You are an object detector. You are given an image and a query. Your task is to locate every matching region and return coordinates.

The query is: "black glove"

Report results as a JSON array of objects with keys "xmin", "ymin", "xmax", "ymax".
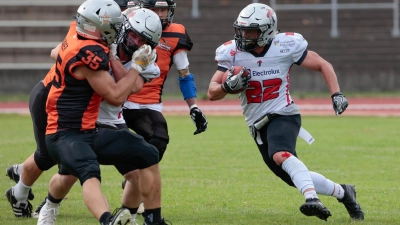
[
  {"xmin": 190, "ymin": 106, "xmax": 208, "ymax": 135},
  {"xmin": 222, "ymin": 66, "xmax": 250, "ymax": 93},
  {"xmin": 331, "ymin": 92, "xmax": 348, "ymax": 115}
]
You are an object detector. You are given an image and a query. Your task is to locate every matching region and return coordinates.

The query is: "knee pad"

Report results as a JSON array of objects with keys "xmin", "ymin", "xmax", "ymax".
[
  {"xmin": 79, "ymin": 163, "xmax": 101, "ymax": 185},
  {"xmin": 148, "ymin": 137, "xmax": 168, "ymax": 161}
]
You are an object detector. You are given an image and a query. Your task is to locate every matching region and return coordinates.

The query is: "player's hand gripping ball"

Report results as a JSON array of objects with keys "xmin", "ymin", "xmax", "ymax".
[{"xmin": 221, "ymin": 66, "xmax": 250, "ymax": 94}]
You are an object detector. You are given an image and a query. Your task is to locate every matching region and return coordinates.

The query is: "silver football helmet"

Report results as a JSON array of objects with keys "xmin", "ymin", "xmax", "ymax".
[
  {"xmin": 76, "ymin": 0, "xmax": 124, "ymax": 45},
  {"xmin": 120, "ymin": 8, "xmax": 162, "ymax": 56},
  {"xmin": 233, "ymin": 3, "xmax": 278, "ymax": 52}
]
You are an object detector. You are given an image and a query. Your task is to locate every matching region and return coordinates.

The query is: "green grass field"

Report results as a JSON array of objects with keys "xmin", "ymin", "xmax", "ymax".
[{"xmin": 1, "ymin": 114, "xmax": 400, "ymax": 225}]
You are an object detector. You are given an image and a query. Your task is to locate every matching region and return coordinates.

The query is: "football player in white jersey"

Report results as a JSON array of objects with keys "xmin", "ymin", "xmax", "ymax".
[{"xmin": 208, "ymin": 3, "xmax": 363, "ymax": 222}]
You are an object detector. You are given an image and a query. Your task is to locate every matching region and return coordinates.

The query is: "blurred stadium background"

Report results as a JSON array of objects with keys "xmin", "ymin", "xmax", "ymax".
[{"xmin": 0, "ymin": 0, "xmax": 399, "ymax": 95}]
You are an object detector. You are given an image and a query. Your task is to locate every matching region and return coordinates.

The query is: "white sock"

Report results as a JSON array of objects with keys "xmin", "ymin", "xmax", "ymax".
[
  {"xmin": 16, "ymin": 163, "xmax": 24, "ymax": 175},
  {"xmin": 281, "ymin": 155, "xmax": 316, "ymax": 199},
  {"xmin": 46, "ymin": 198, "xmax": 60, "ymax": 208},
  {"xmin": 309, "ymin": 171, "xmax": 344, "ymax": 199},
  {"xmin": 14, "ymin": 180, "xmax": 31, "ymax": 201},
  {"xmin": 131, "ymin": 213, "xmax": 137, "ymax": 221}
]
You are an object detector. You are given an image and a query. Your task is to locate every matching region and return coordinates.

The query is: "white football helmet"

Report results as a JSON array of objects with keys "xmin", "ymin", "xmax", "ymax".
[
  {"xmin": 120, "ymin": 8, "xmax": 162, "ymax": 55},
  {"xmin": 76, "ymin": 0, "xmax": 124, "ymax": 45},
  {"xmin": 234, "ymin": 3, "xmax": 278, "ymax": 52}
]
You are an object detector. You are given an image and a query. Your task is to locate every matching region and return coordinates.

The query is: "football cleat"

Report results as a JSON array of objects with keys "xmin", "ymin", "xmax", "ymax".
[
  {"xmin": 143, "ymin": 217, "xmax": 172, "ymax": 225},
  {"xmin": 137, "ymin": 202, "xmax": 144, "ymax": 214},
  {"xmin": 6, "ymin": 164, "xmax": 20, "ymax": 183},
  {"xmin": 6, "ymin": 164, "xmax": 35, "ymax": 200},
  {"xmin": 5, "ymin": 187, "xmax": 33, "ymax": 218},
  {"xmin": 37, "ymin": 200, "xmax": 59, "ymax": 225},
  {"xmin": 108, "ymin": 208, "xmax": 132, "ymax": 225},
  {"xmin": 33, "ymin": 197, "xmax": 48, "ymax": 218},
  {"xmin": 338, "ymin": 184, "xmax": 364, "ymax": 220},
  {"xmin": 122, "ymin": 179, "xmax": 127, "ymax": 189},
  {"xmin": 300, "ymin": 198, "xmax": 332, "ymax": 221}
]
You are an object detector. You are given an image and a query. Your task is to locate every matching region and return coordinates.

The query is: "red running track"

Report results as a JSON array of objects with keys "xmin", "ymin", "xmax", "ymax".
[{"xmin": 0, "ymin": 97, "xmax": 399, "ymax": 116}]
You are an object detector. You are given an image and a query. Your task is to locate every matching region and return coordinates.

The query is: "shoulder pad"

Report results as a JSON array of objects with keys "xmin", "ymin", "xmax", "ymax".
[
  {"xmin": 215, "ymin": 40, "xmax": 237, "ymax": 69},
  {"xmin": 77, "ymin": 44, "xmax": 110, "ymax": 71}
]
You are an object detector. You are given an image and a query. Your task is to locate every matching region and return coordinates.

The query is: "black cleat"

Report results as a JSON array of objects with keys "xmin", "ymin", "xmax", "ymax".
[
  {"xmin": 122, "ymin": 179, "xmax": 127, "ymax": 189},
  {"xmin": 5, "ymin": 187, "xmax": 33, "ymax": 218},
  {"xmin": 6, "ymin": 164, "xmax": 20, "ymax": 183},
  {"xmin": 300, "ymin": 198, "xmax": 332, "ymax": 221},
  {"xmin": 6, "ymin": 164, "xmax": 35, "ymax": 200},
  {"xmin": 33, "ymin": 197, "xmax": 47, "ymax": 218},
  {"xmin": 338, "ymin": 184, "xmax": 364, "ymax": 220},
  {"xmin": 143, "ymin": 217, "xmax": 172, "ymax": 225}
]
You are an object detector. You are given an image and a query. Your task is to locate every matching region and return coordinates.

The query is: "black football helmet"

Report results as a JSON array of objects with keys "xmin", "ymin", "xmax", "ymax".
[
  {"xmin": 139, "ymin": 0, "xmax": 176, "ymax": 29},
  {"xmin": 113, "ymin": 0, "xmax": 130, "ymax": 10}
]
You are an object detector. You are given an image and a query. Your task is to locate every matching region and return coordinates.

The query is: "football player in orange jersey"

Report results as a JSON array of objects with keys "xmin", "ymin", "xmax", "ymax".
[
  {"xmin": 7, "ymin": 0, "xmax": 168, "ymax": 224},
  {"xmin": 120, "ymin": 1, "xmax": 208, "ymax": 220}
]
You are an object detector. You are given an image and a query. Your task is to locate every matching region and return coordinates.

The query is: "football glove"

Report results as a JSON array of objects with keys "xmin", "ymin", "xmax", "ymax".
[
  {"xmin": 222, "ymin": 66, "xmax": 250, "ymax": 93},
  {"xmin": 331, "ymin": 92, "xmax": 348, "ymax": 115},
  {"xmin": 109, "ymin": 43, "xmax": 119, "ymax": 61},
  {"xmin": 190, "ymin": 106, "xmax": 208, "ymax": 135},
  {"xmin": 130, "ymin": 44, "xmax": 156, "ymax": 73}
]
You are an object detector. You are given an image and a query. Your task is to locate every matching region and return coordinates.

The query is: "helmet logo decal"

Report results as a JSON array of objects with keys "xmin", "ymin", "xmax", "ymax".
[
  {"xmin": 155, "ymin": 2, "xmax": 168, "ymax": 6},
  {"xmin": 238, "ymin": 21, "xmax": 248, "ymax": 26},
  {"xmin": 127, "ymin": 11, "xmax": 137, "ymax": 19},
  {"xmin": 83, "ymin": 23, "xmax": 96, "ymax": 32},
  {"xmin": 99, "ymin": 12, "xmax": 112, "ymax": 25},
  {"xmin": 266, "ymin": 9, "xmax": 274, "ymax": 18}
]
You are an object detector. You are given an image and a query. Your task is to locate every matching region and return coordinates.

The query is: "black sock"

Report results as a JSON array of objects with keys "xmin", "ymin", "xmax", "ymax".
[
  {"xmin": 122, "ymin": 204, "xmax": 138, "ymax": 214},
  {"xmin": 144, "ymin": 208, "xmax": 161, "ymax": 223},
  {"xmin": 47, "ymin": 192, "xmax": 63, "ymax": 204},
  {"xmin": 99, "ymin": 212, "xmax": 112, "ymax": 225}
]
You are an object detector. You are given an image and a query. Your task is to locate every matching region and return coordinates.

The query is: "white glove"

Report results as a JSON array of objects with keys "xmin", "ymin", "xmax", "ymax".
[
  {"xmin": 130, "ymin": 44, "xmax": 156, "ymax": 73},
  {"xmin": 109, "ymin": 43, "xmax": 119, "ymax": 60}
]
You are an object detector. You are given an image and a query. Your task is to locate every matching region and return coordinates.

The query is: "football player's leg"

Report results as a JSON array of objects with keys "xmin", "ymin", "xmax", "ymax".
[
  {"xmin": 268, "ymin": 115, "xmax": 331, "ymax": 220},
  {"xmin": 309, "ymin": 172, "xmax": 364, "ymax": 220},
  {"xmin": 96, "ymin": 128, "xmax": 165, "ymax": 224}
]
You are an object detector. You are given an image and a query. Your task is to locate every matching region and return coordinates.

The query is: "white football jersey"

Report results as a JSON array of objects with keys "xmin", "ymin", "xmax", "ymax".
[
  {"xmin": 215, "ymin": 32, "xmax": 307, "ymax": 126},
  {"xmin": 97, "ymin": 61, "xmax": 161, "ymax": 125}
]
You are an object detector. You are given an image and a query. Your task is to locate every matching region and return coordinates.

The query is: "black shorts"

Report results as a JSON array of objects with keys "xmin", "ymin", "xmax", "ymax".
[
  {"xmin": 122, "ymin": 108, "xmax": 169, "ymax": 146},
  {"xmin": 45, "ymin": 128, "xmax": 159, "ymax": 185},
  {"xmin": 255, "ymin": 114, "xmax": 301, "ymax": 186},
  {"xmin": 29, "ymin": 81, "xmax": 57, "ymax": 171}
]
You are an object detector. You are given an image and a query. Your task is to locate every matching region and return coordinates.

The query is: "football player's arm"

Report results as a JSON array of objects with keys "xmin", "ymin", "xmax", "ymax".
[
  {"xmin": 300, "ymin": 50, "xmax": 340, "ymax": 95},
  {"xmin": 75, "ymin": 65, "xmax": 141, "ymax": 106},
  {"xmin": 175, "ymin": 50, "xmax": 208, "ymax": 135},
  {"xmin": 110, "ymin": 59, "xmax": 144, "ymax": 94},
  {"xmin": 50, "ymin": 43, "xmax": 62, "ymax": 60},
  {"xmin": 174, "ymin": 50, "xmax": 198, "ymax": 108},
  {"xmin": 207, "ymin": 69, "xmax": 228, "ymax": 101}
]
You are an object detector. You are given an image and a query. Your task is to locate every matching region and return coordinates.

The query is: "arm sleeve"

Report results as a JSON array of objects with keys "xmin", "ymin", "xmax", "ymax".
[{"xmin": 173, "ymin": 50, "xmax": 190, "ymax": 70}]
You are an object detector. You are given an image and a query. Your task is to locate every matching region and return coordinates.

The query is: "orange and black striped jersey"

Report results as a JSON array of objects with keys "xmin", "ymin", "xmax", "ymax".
[
  {"xmin": 46, "ymin": 22, "xmax": 110, "ymax": 134},
  {"xmin": 127, "ymin": 23, "xmax": 193, "ymax": 104},
  {"xmin": 42, "ymin": 65, "xmax": 57, "ymax": 90}
]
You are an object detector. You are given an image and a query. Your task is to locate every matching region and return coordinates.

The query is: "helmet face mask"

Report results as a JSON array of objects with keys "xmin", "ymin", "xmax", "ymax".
[
  {"xmin": 234, "ymin": 3, "xmax": 278, "ymax": 52},
  {"xmin": 76, "ymin": 0, "xmax": 124, "ymax": 46},
  {"xmin": 119, "ymin": 8, "xmax": 162, "ymax": 56},
  {"xmin": 139, "ymin": 0, "xmax": 176, "ymax": 29}
]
